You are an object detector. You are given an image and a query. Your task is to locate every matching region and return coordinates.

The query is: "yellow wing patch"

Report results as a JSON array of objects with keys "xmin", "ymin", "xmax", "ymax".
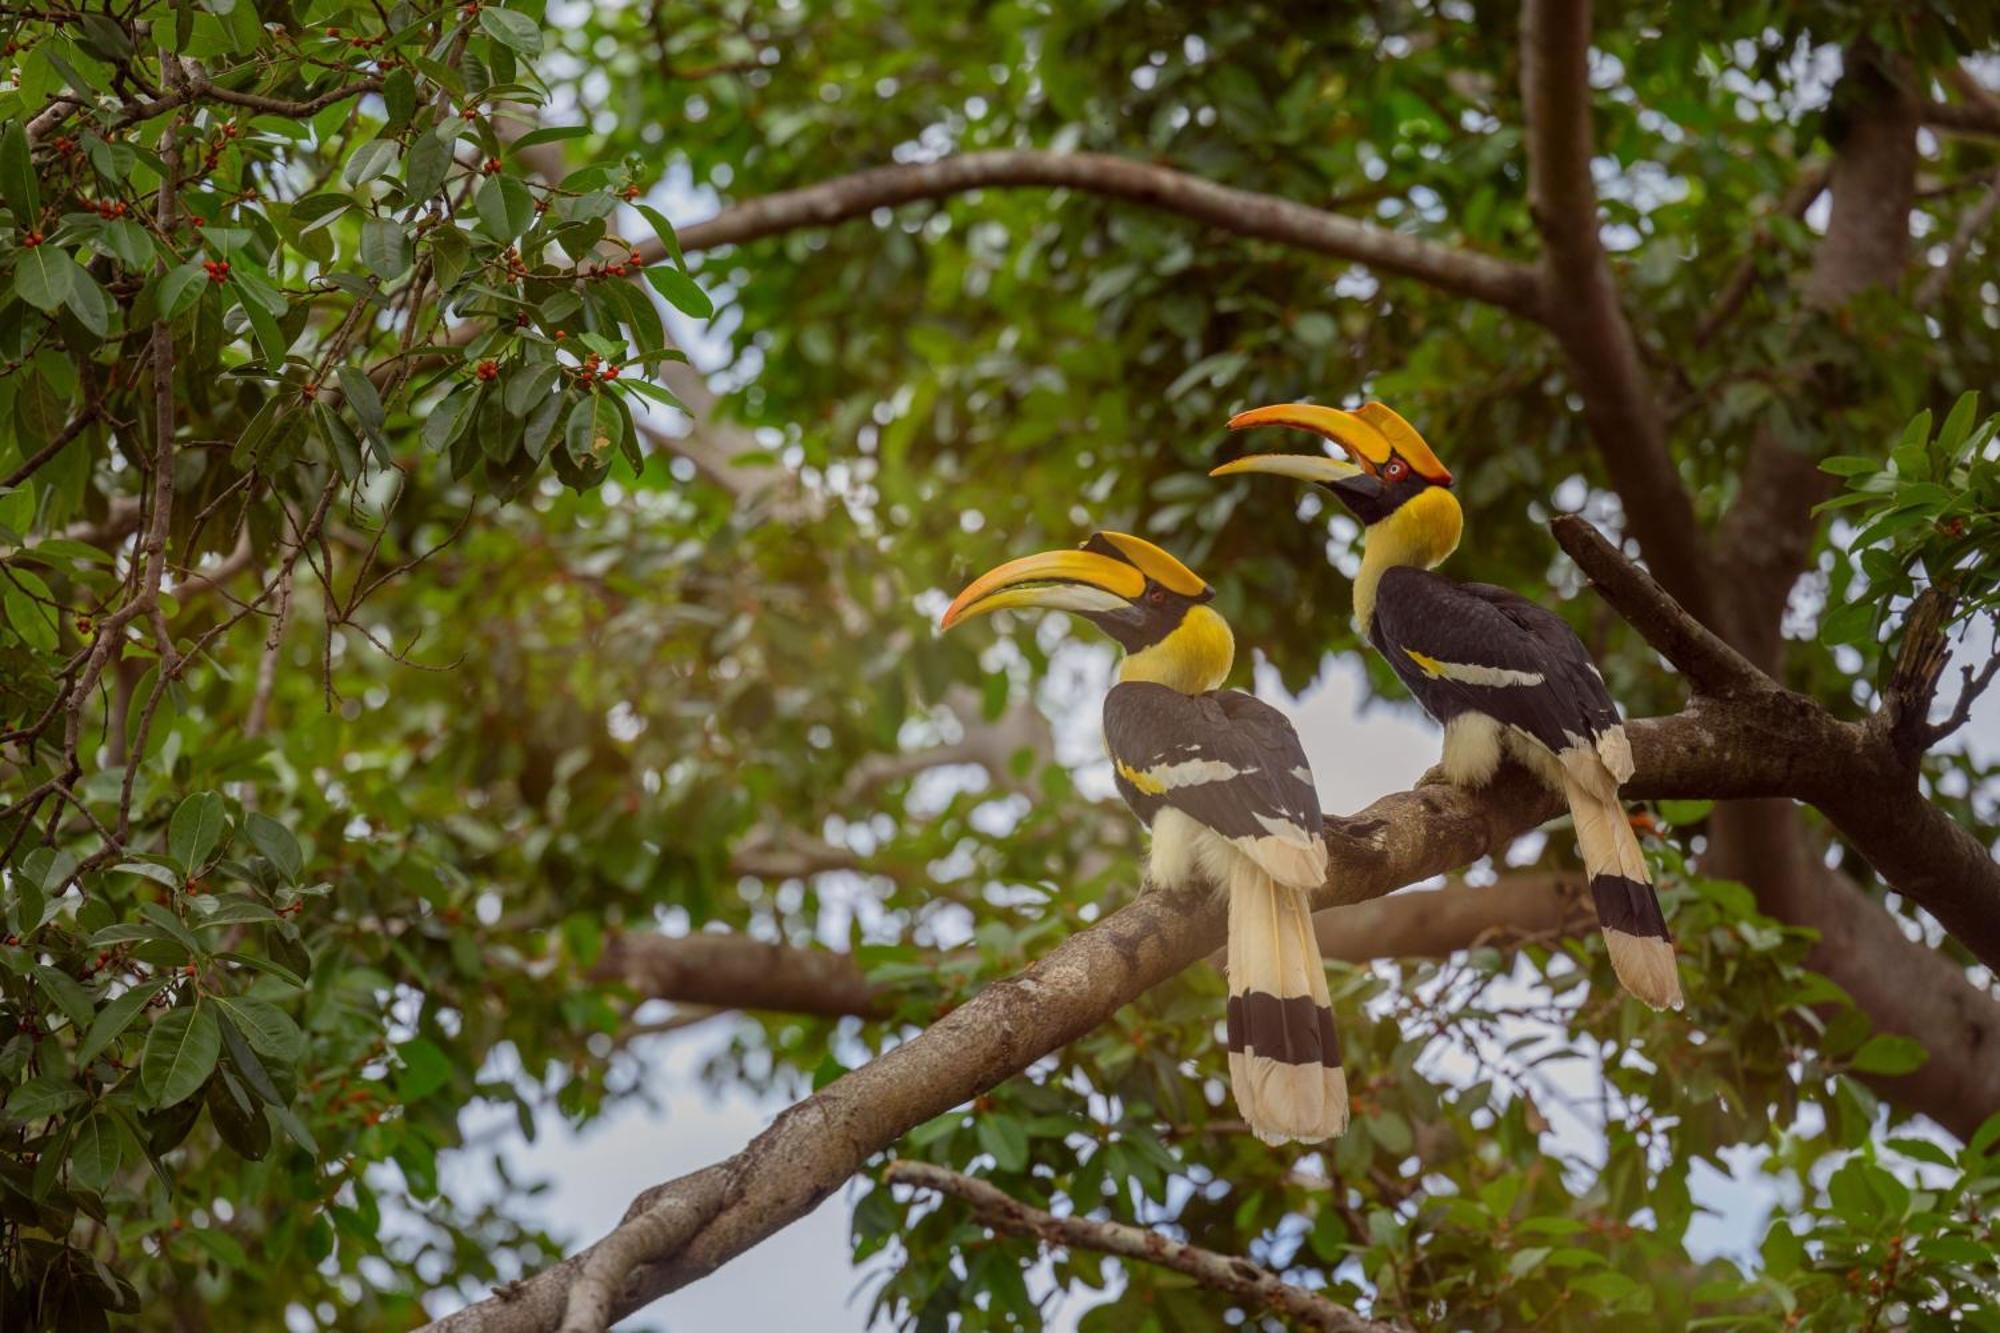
[
  {"xmin": 1404, "ymin": 648, "xmax": 1449, "ymax": 679},
  {"xmin": 1115, "ymin": 758, "xmax": 1166, "ymax": 795}
]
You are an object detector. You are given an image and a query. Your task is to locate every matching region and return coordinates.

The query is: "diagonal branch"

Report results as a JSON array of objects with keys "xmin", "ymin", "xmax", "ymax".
[
  {"xmin": 1520, "ymin": 0, "xmax": 1714, "ymax": 626},
  {"xmin": 884, "ymin": 1161, "xmax": 1407, "ymax": 1333},
  {"xmin": 1553, "ymin": 513, "xmax": 2000, "ymax": 981},
  {"xmin": 651, "ymin": 150, "xmax": 1543, "ymax": 316},
  {"xmin": 431, "ymin": 655, "xmax": 2000, "ymax": 1331},
  {"xmin": 1551, "ymin": 515, "xmax": 1766, "ymax": 697}
]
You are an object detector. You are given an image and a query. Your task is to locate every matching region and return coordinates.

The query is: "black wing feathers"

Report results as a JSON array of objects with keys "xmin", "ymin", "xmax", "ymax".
[
  {"xmin": 1370, "ymin": 567, "xmax": 1619, "ymax": 754},
  {"xmin": 1103, "ymin": 682, "xmax": 1321, "ymax": 843}
]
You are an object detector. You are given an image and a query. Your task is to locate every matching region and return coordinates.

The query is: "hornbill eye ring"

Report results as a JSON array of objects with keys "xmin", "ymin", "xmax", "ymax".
[
  {"xmin": 1382, "ymin": 458, "xmax": 1407, "ymax": 481},
  {"xmin": 1147, "ymin": 586, "xmax": 1167, "ymax": 605}
]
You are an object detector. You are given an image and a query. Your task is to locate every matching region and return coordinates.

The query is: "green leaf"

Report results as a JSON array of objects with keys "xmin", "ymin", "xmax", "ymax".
[
  {"xmin": 138, "ymin": 903, "xmax": 203, "ymax": 957},
  {"xmin": 423, "ymin": 382, "xmax": 480, "ymax": 454},
  {"xmin": 974, "ymin": 1113, "xmax": 1029, "ymax": 1172},
  {"xmin": 335, "ymin": 364, "xmax": 388, "ymax": 449},
  {"xmin": 5, "ymin": 1074, "xmax": 86, "ymax": 1121},
  {"xmin": 644, "ymin": 265, "xmax": 712, "ymax": 319},
  {"xmin": 1937, "ymin": 391, "xmax": 1980, "ymax": 459},
  {"xmin": 1851, "ymin": 1033, "xmax": 1928, "ymax": 1076},
  {"xmin": 157, "ymin": 262, "xmax": 208, "ymax": 319},
  {"xmin": 395, "ymin": 1036, "xmax": 452, "ymax": 1101},
  {"xmin": 504, "ymin": 361, "xmax": 559, "ymax": 416},
  {"xmin": 403, "ymin": 128, "xmax": 452, "ymax": 202},
  {"xmin": 361, "ymin": 217, "xmax": 411, "ymax": 280},
  {"xmin": 564, "ymin": 392, "xmax": 621, "ymax": 464},
  {"xmin": 243, "ymin": 812, "xmax": 303, "ymax": 883},
  {"xmin": 77, "ymin": 979, "xmax": 169, "ymax": 1064},
  {"xmin": 14, "ymin": 245, "xmax": 81, "ymax": 313},
  {"xmin": 478, "ymin": 6, "xmax": 542, "ymax": 54},
  {"xmin": 213, "ymin": 995, "xmax": 304, "ymax": 1063},
  {"xmin": 113, "ymin": 860, "xmax": 181, "ymax": 889},
  {"xmin": 34, "ymin": 964, "xmax": 95, "ymax": 1029},
  {"xmin": 344, "ymin": 137, "xmax": 401, "ymax": 188},
  {"xmin": 168, "ymin": 791, "xmax": 228, "ymax": 874},
  {"xmin": 69, "ymin": 1112, "xmax": 123, "ymax": 1191},
  {"xmin": 1818, "ymin": 600, "xmax": 1877, "ymax": 648},
  {"xmin": 0, "ymin": 120, "xmax": 38, "ymax": 222},
  {"xmin": 633, "ymin": 203, "xmax": 684, "ymax": 270},
  {"xmin": 141, "ymin": 1006, "xmax": 221, "ymax": 1108},
  {"xmin": 65, "ymin": 269, "xmax": 110, "ymax": 337},
  {"xmin": 511, "ymin": 124, "xmax": 590, "ymax": 151},
  {"xmin": 475, "ymin": 174, "xmax": 535, "ymax": 242}
]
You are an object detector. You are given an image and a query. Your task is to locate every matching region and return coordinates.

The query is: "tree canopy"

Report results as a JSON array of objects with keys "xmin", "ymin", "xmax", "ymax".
[{"xmin": 2, "ymin": 0, "xmax": 1999, "ymax": 1329}]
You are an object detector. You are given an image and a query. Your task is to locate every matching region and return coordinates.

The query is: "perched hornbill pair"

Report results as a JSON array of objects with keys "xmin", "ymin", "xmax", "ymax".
[{"xmin": 941, "ymin": 402, "xmax": 1679, "ymax": 1146}]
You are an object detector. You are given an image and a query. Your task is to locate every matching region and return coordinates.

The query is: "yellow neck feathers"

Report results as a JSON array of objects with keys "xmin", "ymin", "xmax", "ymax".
[
  {"xmin": 1118, "ymin": 604, "xmax": 1235, "ymax": 694},
  {"xmin": 1355, "ymin": 487, "xmax": 1463, "ymax": 630}
]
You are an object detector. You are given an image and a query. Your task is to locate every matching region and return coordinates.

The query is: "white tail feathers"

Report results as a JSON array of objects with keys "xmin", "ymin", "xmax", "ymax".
[
  {"xmin": 1562, "ymin": 768, "xmax": 1683, "ymax": 1011},
  {"xmin": 1224, "ymin": 858, "xmax": 1348, "ymax": 1144}
]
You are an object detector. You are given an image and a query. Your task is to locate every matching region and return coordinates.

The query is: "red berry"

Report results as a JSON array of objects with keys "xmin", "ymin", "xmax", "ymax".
[
  {"xmin": 475, "ymin": 360, "xmax": 498, "ymax": 381},
  {"xmin": 602, "ymin": 365, "xmax": 619, "ymax": 380},
  {"xmin": 302, "ymin": 382, "xmax": 318, "ymax": 400},
  {"xmin": 21, "ymin": 230, "xmax": 41, "ymax": 247}
]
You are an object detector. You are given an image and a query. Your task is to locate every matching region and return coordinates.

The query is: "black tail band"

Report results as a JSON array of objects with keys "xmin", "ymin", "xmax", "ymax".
[
  {"xmin": 1226, "ymin": 991, "xmax": 1341, "ymax": 1068},
  {"xmin": 1591, "ymin": 873, "xmax": 1670, "ymax": 940}
]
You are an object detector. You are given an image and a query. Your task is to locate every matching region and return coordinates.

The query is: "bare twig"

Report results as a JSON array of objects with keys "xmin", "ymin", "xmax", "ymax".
[
  {"xmin": 0, "ymin": 403, "xmax": 100, "ymax": 490},
  {"xmin": 884, "ymin": 1162, "xmax": 1407, "ymax": 1333}
]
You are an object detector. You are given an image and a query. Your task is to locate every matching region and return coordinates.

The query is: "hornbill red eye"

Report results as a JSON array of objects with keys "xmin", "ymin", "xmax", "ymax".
[
  {"xmin": 1382, "ymin": 458, "xmax": 1408, "ymax": 481},
  {"xmin": 1147, "ymin": 587, "xmax": 1167, "ymax": 605}
]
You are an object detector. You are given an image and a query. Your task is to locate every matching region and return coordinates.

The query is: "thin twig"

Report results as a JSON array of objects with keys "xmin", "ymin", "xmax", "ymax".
[{"xmin": 884, "ymin": 1162, "xmax": 1406, "ymax": 1333}]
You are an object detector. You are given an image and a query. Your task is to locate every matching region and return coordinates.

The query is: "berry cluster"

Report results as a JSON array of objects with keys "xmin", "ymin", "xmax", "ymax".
[{"xmin": 202, "ymin": 258, "xmax": 231, "ymax": 283}]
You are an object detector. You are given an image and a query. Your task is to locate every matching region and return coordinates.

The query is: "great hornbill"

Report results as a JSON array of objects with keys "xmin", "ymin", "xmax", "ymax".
[
  {"xmin": 941, "ymin": 531, "xmax": 1348, "ymax": 1143},
  {"xmin": 1211, "ymin": 402, "xmax": 1682, "ymax": 1010}
]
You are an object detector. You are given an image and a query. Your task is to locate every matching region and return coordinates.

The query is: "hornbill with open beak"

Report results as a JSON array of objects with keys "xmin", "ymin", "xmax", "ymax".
[
  {"xmin": 941, "ymin": 531, "xmax": 1348, "ymax": 1144},
  {"xmin": 1211, "ymin": 403, "xmax": 1682, "ymax": 1010}
]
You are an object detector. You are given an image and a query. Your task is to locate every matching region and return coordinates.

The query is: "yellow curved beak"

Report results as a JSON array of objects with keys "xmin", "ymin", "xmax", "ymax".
[
  {"xmin": 1220, "ymin": 400, "xmax": 1453, "ymax": 484},
  {"xmin": 1224, "ymin": 402, "xmax": 1395, "ymax": 466},
  {"xmin": 939, "ymin": 549, "xmax": 1146, "ymax": 630},
  {"xmin": 1208, "ymin": 453, "xmax": 1367, "ymax": 484}
]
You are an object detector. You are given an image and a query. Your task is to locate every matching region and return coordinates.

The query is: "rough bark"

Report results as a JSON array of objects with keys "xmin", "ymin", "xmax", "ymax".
[{"xmin": 1519, "ymin": 0, "xmax": 1715, "ymax": 625}]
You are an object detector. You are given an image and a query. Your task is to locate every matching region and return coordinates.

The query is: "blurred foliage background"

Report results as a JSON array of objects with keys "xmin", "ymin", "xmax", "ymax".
[{"xmin": 1, "ymin": 0, "xmax": 1998, "ymax": 1328}]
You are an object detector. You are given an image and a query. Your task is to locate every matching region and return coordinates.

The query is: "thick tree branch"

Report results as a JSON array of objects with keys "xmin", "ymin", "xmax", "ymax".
[
  {"xmin": 1551, "ymin": 515, "xmax": 1767, "ymax": 697},
  {"xmin": 883, "ymin": 1162, "xmax": 1406, "ymax": 1333},
  {"xmin": 651, "ymin": 150, "xmax": 1543, "ymax": 316},
  {"xmin": 1519, "ymin": 0, "xmax": 1714, "ymax": 626},
  {"xmin": 1923, "ymin": 99, "xmax": 2000, "ymax": 140},
  {"xmin": 555, "ymin": 1169, "xmax": 728, "ymax": 1333},
  {"xmin": 1554, "ymin": 514, "xmax": 2000, "ymax": 984},
  {"xmin": 432, "ymin": 659, "xmax": 2000, "ymax": 1333}
]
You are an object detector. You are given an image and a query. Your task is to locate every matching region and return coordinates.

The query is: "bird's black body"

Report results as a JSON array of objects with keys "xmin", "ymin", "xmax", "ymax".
[
  {"xmin": 1102, "ymin": 682, "xmax": 1339, "ymax": 1074},
  {"xmin": 1214, "ymin": 398, "xmax": 1681, "ymax": 1007},
  {"xmin": 1369, "ymin": 567, "xmax": 1621, "ymax": 756},
  {"xmin": 1103, "ymin": 682, "xmax": 1322, "ymax": 845}
]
